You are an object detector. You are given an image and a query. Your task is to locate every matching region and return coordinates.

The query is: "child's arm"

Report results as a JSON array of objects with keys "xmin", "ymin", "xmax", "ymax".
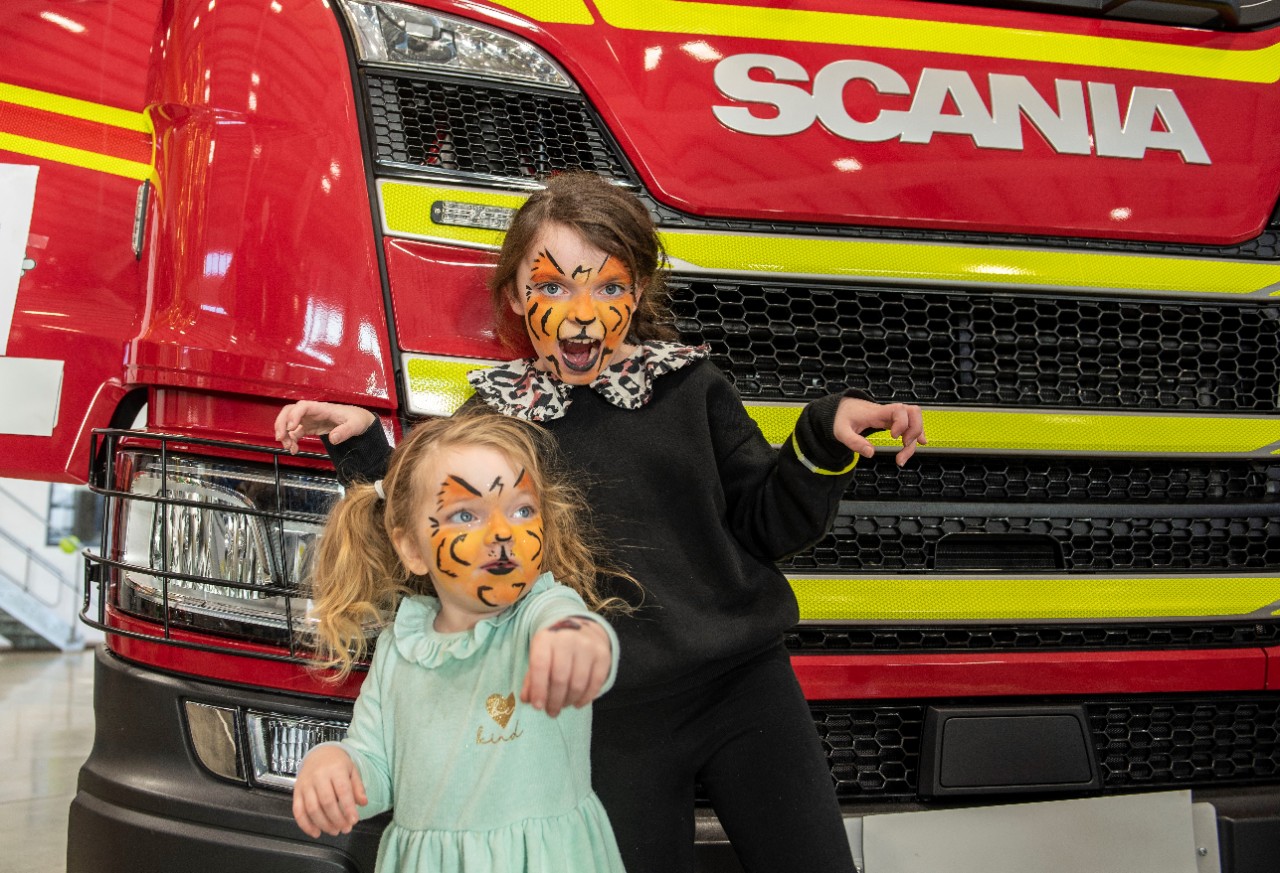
[
  {"xmin": 520, "ymin": 587, "xmax": 620, "ymax": 718},
  {"xmin": 292, "ymin": 631, "xmax": 398, "ymax": 840},
  {"xmin": 292, "ymin": 744, "xmax": 368, "ymax": 838},
  {"xmin": 274, "ymin": 401, "xmax": 376, "ymax": 455},
  {"xmin": 275, "ymin": 400, "xmax": 391, "ymax": 486},
  {"xmin": 710, "ymin": 375, "xmax": 923, "ymax": 561}
]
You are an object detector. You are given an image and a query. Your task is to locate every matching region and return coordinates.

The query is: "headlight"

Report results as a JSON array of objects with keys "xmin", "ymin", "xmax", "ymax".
[
  {"xmin": 338, "ymin": 0, "xmax": 574, "ymax": 90},
  {"xmin": 246, "ymin": 710, "xmax": 350, "ymax": 789},
  {"xmin": 109, "ymin": 451, "xmax": 341, "ymax": 644}
]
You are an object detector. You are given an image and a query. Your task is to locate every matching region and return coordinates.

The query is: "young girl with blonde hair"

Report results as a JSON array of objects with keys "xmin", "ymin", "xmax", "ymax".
[{"xmin": 292, "ymin": 408, "xmax": 627, "ymax": 873}]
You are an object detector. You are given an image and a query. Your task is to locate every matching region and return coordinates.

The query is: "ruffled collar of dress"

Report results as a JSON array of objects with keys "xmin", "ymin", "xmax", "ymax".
[
  {"xmin": 466, "ymin": 340, "xmax": 708, "ymax": 422},
  {"xmin": 393, "ymin": 572, "xmax": 556, "ymax": 668}
]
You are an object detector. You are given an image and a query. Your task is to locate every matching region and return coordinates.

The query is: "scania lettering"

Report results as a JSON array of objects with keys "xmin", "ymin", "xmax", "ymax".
[
  {"xmin": 713, "ymin": 54, "xmax": 1211, "ymax": 163},
  {"xmin": 1, "ymin": 0, "xmax": 1277, "ymax": 871}
]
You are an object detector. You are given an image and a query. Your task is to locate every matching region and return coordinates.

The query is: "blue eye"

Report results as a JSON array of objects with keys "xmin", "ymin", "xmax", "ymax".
[
  {"xmin": 598, "ymin": 283, "xmax": 628, "ymax": 298},
  {"xmin": 537, "ymin": 282, "xmax": 568, "ymax": 297},
  {"xmin": 512, "ymin": 505, "xmax": 537, "ymax": 520},
  {"xmin": 448, "ymin": 509, "xmax": 477, "ymax": 524}
]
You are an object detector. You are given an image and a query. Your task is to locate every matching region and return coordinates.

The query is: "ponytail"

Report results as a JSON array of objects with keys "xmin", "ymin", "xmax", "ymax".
[{"xmin": 306, "ymin": 481, "xmax": 414, "ymax": 679}]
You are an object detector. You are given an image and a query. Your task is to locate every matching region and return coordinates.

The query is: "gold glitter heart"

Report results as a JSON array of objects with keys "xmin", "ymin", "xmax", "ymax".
[{"xmin": 486, "ymin": 693, "xmax": 516, "ymax": 729}]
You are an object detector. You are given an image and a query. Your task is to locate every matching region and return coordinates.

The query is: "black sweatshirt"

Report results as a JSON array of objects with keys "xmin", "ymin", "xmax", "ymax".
[{"xmin": 325, "ymin": 359, "xmax": 861, "ymax": 708}]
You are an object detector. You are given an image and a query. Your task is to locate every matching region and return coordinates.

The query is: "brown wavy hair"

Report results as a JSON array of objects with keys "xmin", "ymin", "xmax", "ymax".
[
  {"xmin": 306, "ymin": 406, "xmax": 631, "ymax": 679},
  {"xmin": 489, "ymin": 171, "xmax": 680, "ymax": 352}
]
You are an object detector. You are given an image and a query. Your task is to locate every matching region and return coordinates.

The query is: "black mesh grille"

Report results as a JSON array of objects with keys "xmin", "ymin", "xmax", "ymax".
[
  {"xmin": 787, "ymin": 621, "xmax": 1280, "ymax": 653},
  {"xmin": 1093, "ymin": 698, "xmax": 1280, "ymax": 787},
  {"xmin": 784, "ymin": 512, "xmax": 1280, "ymax": 573},
  {"xmin": 813, "ymin": 695, "xmax": 1280, "ymax": 800},
  {"xmin": 818, "ymin": 705, "xmax": 923, "ymax": 797},
  {"xmin": 365, "ymin": 74, "xmax": 631, "ymax": 182},
  {"xmin": 849, "ymin": 455, "xmax": 1279, "ymax": 504},
  {"xmin": 669, "ymin": 278, "xmax": 1280, "ymax": 410}
]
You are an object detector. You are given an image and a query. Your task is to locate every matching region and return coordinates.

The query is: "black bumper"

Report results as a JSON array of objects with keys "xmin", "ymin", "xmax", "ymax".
[
  {"xmin": 67, "ymin": 647, "xmax": 1280, "ymax": 873},
  {"xmin": 67, "ymin": 647, "xmax": 382, "ymax": 873}
]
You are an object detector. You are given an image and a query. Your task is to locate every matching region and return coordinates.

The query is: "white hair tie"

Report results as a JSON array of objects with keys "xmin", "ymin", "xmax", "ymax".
[{"xmin": 373, "ymin": 479, "xmax": 386, "ymax": 501}]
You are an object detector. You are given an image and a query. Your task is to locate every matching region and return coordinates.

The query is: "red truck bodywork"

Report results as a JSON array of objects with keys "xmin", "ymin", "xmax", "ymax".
[{"xmin": 2, "ymin": 1, "xmax": 1279, "ymax": 870}]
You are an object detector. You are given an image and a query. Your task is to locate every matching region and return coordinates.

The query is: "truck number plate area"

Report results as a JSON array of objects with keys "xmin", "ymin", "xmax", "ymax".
[{"xmin": 859, "ymin": 790, "xmax": 1217, "ymax": 873}]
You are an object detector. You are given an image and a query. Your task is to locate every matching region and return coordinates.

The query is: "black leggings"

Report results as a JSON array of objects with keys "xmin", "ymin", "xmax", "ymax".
[{"xmin": 591, "ymin": 645, "xmax": 856, "ymax": 873}]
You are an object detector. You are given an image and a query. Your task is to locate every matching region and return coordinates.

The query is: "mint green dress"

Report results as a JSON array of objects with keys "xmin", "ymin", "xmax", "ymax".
[{"xmin": 332, "ymin": 573, "xmax": 625, "ymax": 873}]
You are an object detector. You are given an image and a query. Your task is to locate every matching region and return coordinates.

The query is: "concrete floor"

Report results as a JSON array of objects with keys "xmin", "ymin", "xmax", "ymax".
[{"xmin": 0, "ymin": 649, "xmax": 94, "ymax": 873}]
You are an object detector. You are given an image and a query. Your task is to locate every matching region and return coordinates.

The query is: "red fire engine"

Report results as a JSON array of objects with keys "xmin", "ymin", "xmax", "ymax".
[{"xmin": 1, "ymin": 0, "xmax": 1279, "ymax": 870}]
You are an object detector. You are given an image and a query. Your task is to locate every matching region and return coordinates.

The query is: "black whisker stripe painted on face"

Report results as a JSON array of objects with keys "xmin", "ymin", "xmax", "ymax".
[
  {"xmin": 514, "ymin": 469, "xmax": 527, "ymax": 489},
  {"xmin": 525, "ymin": 301, "xmax": 540, "ymax": 338},
  {"xmin": 428, "ymin": 516, "xmax": 440, "ymax": 534},
  {"xmin": 527, "ymin": 529, "xmax": 542, "ymax": 562},
  {"xmin": 545, "ymin": 355, "xmax": 563, "ymax": 378},
  {"xmin": 435, "ymin": 542, "xmax": 457, "ymax": 578},
  {"xmin": 539, "ymin": 306, "xmax": 554, "ymax": 338},
  {"xmin": 448, "ymin": 533, "xmax": 472, "ymax": 566},
  {"xmin": 598, "ymin": 254, "xmax": 610, "ymax": 273},
  {"xmin": 448, "ymin": 475, "xmax": 482, "ymax": 497},
  {"xmin": 477, "ymin": 586, "xmax": 497, "ymax": 607},
  {"xmin": 607, "ymin": 304, "xmax": 626, "ymax": 334}
]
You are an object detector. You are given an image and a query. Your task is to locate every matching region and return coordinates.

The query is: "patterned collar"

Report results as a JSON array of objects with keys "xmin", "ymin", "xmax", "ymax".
[{"xmin": 467, "ymin": 341, "xmax": 708, "ymax": 422}]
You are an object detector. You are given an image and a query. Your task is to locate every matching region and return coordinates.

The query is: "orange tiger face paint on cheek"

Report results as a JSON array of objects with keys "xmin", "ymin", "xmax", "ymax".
[
  {"xmin": 426, "ymin": 463, "xmax": 544, "ymax": 612},
  {"xmin": 514, "ymin": 223, "xmax": 640, "ymax": 385}
]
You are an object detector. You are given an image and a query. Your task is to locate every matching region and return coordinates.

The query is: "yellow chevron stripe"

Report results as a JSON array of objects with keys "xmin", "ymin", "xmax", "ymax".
[
  {"xmin": 380, "ymin": 180, "xmax": 520, "ymax": 248},
  {"xmin": 403, "ymin": 355, "xmax": 487, "ymax": 417},
  {"xmin": 401, "ymin": 355, "xmax": 1280, "ymax": 456},
  {"xmin": 592, "ymin": 0, "xmax": 1280, "ymax": 84},
  {"xmin": 0, "ymin": 132, "xmax": 150, "ymax": 180},
  {"xmin": 0, "ymin": 82, "xmax": 150, "ymax": 133},
  {"xmin": 485, "ymin": 0, "xmax": 593, "ymax": 24},
  {"xmin": 379, "ymin": 181, "xmax": 1280, "ymax": 297},
  {"xmin": 790, "ymin": 575, "xmax": 1280, "ymax": 621},
  {"xmin": 749, "ymin": 406, "xmax": 1280, "ymax": 456},
  {"xmin": 662, "ymin": 233, "xmax": 1280, "ymax": 298}
]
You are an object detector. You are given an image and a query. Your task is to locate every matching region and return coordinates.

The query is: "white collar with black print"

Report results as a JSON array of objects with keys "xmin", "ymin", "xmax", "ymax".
[{"xmin": 466, "ymin": 341, "xmax": 708, "ymax": 422}]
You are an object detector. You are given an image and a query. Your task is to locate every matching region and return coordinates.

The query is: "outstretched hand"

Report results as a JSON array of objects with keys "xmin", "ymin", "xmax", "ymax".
[
  {"xmin": 833, "ymin": 397, "xmax": 927, "ymax": 467},
  {"xmin": 292, "ymin": 745, "xmax": 367, "ymax": 838},
  {"xmin": 521, "ymin": 617, "xmax": 613, "ymax": 718},
  {"xmin": 274, "ymin": 401, "xmax": 376, "ymax": 455}
]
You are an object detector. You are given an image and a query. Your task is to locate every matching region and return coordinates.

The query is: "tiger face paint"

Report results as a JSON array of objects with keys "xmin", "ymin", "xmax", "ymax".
[
  {"xmin": 510, "ymin": 222, "xmax": 640, "ymax": 385},
  {"xmin": 394, "ymin": 445, "xmax": 544, "ymax": 633}
]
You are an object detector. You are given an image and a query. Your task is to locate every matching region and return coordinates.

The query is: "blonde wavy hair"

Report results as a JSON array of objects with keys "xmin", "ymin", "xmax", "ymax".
[{"xmin": 307, "ymin": 406, "xmax": 631, "ymax": 679}]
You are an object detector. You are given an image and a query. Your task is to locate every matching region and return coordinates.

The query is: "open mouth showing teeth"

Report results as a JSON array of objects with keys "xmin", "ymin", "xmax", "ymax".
[{"xmin": 559, "ymin": 338, "xmax": 601, "ymax": 372}]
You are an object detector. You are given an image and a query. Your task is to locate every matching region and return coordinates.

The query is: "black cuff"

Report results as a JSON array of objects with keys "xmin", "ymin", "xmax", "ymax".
[
  {"xmin": 794, "ymin": 394, "xmax": 857, "ymax": 473},
  {"xmin": 321, "ymin": 422, "xmax": 391, "ymax": 487}
]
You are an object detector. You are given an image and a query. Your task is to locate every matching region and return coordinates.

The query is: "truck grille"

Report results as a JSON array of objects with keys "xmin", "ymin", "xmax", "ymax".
[
  {"xmin": 669, "ymin": 278, "xmax": 1280, "ymax": 411},
  {"xmin": 812, "ymin": 695, "xmax": 1280, "ymax": 800},
  {"xmin": 847, "ymin": 456, "xmax": 1277, "ymax": 503},
  {"xmin": 365, "ymin": 73, "xmax": 632, "ymax": 182},
  {"xmin": 785, "ymin": 455, "xmax": 1280, "ymax": 574},
  {"xmin": 788, "ymin": 511, "xmax": 1280, "ymax": 573}
]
